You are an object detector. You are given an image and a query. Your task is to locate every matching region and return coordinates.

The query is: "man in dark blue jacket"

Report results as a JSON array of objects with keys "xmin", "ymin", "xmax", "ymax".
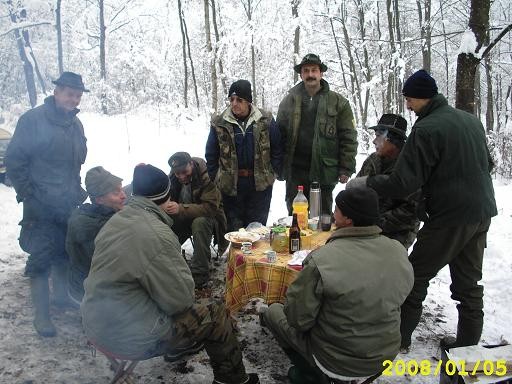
[
  {"xmin": 6, "ymin": 71, "xmax": 89, "ymax": 337},
  {"xmin": 205, "ymin": 80, "xmax": 282, "ymax": 230}
]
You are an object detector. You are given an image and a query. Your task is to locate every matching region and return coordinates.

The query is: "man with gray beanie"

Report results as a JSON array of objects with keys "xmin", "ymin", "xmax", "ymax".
[
  {"xmin": 82, "ymin": 164, "xmax": 259, "ymax": 384},
  {"xmin": 206, "ymin": 79, "xmax": 282, "ymax": 230},
  {"xmin": 66, "ymin": 166, "xmax": 126, "ymax": 305},
  {"xmin": 261, "ymin": 187, "xmax": 413, "ymax": 384},
  {"xmin": 348, "ymin": 69, "xmax": 497, "ymax": 351},
  {"xmin": 357, "ymin": 113, "xmax": 420, "ymax": 249}
]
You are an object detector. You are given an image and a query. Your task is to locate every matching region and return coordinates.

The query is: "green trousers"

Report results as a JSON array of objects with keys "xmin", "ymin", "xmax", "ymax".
[{"xmin": 400, "ymin": 218, "xmax": 491, "ymax": 348}]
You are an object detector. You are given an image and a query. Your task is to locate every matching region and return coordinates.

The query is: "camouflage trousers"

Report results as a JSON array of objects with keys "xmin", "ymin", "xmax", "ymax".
[{"xmin": 159, "ymin": 302, "xmax": 247, "ymax": 384}]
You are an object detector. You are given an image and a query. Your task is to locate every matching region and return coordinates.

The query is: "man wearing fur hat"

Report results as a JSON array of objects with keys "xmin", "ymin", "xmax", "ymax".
[
  {"xmin": 6, "ymin": 71, "xmax": 89, "ymax": 337},
  {"xmin": 357, "ymin": 113, "xmax": 420, "ymax": 249},
  {"xmin": 349, "ymin": 69, "xmax": 497, "ymax": 351},
  {"xmin": 82, "ymin": 164, "xmax": 259, "ymax": 384},
  {"xmin": 206, "ymin": 79, "xmax": 282, "ymax": 230},
  {"xmin": 66, "ymin": 166, "xmax": 126, "ymax": 305},
  {"xmin": 277, "ymin": 54, "xmax": 357, "ymax": 215},
  {"xmin": 262, "ymin": 187, "xmax": 413, "ymax": 384},
  {"xmin": 165, "ymin": 151, "xmax": 228, "ymax": 288}
]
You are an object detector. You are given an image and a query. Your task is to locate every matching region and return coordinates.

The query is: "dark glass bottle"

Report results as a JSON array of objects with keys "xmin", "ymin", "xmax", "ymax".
[{"xmin": 289, "ymin": 213, "xmax": 301, "ymax": 254}]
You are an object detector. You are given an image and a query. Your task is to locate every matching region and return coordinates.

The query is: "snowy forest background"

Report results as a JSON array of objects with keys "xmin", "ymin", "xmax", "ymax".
[{"xmin": 0, "ymin": 0, "xmax": 512, "ymax": 175}]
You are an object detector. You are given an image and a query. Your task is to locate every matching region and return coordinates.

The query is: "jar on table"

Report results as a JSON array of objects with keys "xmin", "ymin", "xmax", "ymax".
[{"xmin": 270, "ymin": 226, "xmax": 288, "ymax": 253}]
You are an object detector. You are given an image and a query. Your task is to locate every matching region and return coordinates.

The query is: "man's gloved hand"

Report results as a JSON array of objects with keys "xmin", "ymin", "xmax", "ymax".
[
  {"xmin": 346, "ymin": 176, "xmax": 368, "ymax": 190},
  {"xmin": 338, "ymin": 174, "xmax": 350, "ymax": 183}
]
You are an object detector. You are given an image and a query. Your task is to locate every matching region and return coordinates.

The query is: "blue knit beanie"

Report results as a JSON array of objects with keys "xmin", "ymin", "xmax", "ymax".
[{"xmin": 402, "ymin": 70, "xmax": 438, "ymax": 99}]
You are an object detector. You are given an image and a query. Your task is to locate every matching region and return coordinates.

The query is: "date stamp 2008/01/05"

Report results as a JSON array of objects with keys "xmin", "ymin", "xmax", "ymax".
[{"xmin": 382, "ymin": 359, "xmax": 508, "ymax": 377}]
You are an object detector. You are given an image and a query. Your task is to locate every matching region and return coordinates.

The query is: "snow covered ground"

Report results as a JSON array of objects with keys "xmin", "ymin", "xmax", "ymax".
[{"xmin": 0, "ymin": 107, "xmax": 510, "ymax": 383}]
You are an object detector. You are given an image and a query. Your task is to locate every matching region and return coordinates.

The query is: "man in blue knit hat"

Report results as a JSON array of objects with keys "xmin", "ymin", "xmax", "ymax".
[{"xmin": 348, "ymin": 69, "xmax": 497, "ymax": 352}]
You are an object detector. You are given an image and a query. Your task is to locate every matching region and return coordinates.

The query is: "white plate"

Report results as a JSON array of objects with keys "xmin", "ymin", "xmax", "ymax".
[{"xmin": 224, "ymin": 231, "xmax": 260, "ymax": 245}]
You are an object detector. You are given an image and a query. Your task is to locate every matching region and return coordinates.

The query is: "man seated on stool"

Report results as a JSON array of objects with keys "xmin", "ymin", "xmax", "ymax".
[
  {"xmin": 165, "ymin": 151, "xmax": 228, "ymax": 288},
  {"xmin": 66, "ymin": 166, "xmax": 126, "ymax": 305},
  {"xmin": 82, "ymin": 164, "xmax": 259, "ymax": 384},
  {"xmin": 261, "ymin": 187, "xmax": 414, "ymax": 383}
]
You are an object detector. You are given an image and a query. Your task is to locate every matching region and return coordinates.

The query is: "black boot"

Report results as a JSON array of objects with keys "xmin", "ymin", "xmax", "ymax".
[
  {"xmin": 30, "ymin": 276, "xmax": 57, "ymax": 337},
  {"xmin": 211, "ymin": 373, "xmax": 259, "ymax": 384}
]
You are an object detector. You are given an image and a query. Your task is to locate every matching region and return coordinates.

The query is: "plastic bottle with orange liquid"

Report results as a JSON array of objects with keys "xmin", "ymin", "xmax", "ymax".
[{"xmin": 292, "ymin": 185, "xmax": 309, "ymax": 230}]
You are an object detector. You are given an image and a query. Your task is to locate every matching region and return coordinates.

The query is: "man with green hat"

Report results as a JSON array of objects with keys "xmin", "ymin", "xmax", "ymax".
[
  {"xmin": 277, "ymin": 53, "xmax": 357, "ymax": 215},
  {"xmin": 357, "ymin": 113, "xmax": 420, "ymax": 249},
  {"xmin": 165, "ymin": 151, "xmax": 228, "ymax": 288},
  {"xmin": 66, "ymin": 166, "xmax": 126, "ymax": 306}
]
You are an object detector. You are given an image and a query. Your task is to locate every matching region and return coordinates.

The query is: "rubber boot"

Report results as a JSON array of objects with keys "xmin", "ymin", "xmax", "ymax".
[
  {"xmin": 30, "ymin": 276, "xmax": 57, "ymax": 337},
  {"xmin": 51, "ymin": 263, "xmax": 78, "ymax": 309}
]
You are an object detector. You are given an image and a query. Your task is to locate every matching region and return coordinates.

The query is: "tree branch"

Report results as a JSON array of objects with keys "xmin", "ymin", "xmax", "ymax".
[
  {"xmin": 480, "ymin": 23, "xmax": 512, "ymax": 60},
  {"xmin": 0, "ymin": 21, "xmax": 51, "ymax": 37}
]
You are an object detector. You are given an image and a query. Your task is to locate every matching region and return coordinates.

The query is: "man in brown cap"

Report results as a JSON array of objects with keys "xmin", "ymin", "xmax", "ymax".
[
  {"xmin": 66, "ymin": 166, "xmax": 126, "ymax": 306},
  {"xmin": 166, "ymin": 151, "xmax": 228, "ymax": 288},
  {"xmin": 277, "ymin": 54, "xmax": 357, "ymax": 215},
  {"xmin": 5, "ymin": 71, "xmax": 89, "ymax": 337}
]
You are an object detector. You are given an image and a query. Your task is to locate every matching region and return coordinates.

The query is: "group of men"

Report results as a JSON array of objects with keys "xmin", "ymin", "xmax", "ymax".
[{"xmin": 5, "ymin": 53, "xmax": 497, "ymax": 384}]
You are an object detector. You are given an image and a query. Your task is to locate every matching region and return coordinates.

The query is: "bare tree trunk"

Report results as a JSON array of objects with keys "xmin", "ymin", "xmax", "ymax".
[
  {"xmin": 376, "ymin": 0, "xmax": 385, "ymax": 114},
  {"xmin": 177, "ymin": 0, "xmax": 188, "ymax": 108},
  {"xmin": 417, "ymin": 0, "xmax": 431, "ymax": 72},
  {"xmin": 242, "ymin": 0, "xmax": 257, "ymax": 104},
  {"xmin": 385, "ymin": 0, "xmax": 397, "ymax": 112},
  {"xmin": 99, "ymin": 0, "xmax": 107, "ymax": 114},
  {"xmin": 455, "ymin": 0, "xmax": 490, "ymax": 114},
  {"xmin": 355, "ymin": 0, "xmax": 371, "ymax": 128},
  {"xmin": 7, "ymin": 2, "xmax": 37, "ymax": 107},
  {"xmin": 325, "ymin": 0, "xmax": 348, "ymax": 91},
  {"xmin": 211, "ymin": 0, "xmax": 227, "ymax": 96},
  {"xmin": 56, "ymin": 0, "xmax": 63, "ymax": 75},
  {"xmin": 204, "ymin": 0, "xmax": 217, "ymax": 112},
  {"xmin": 182, "ymin": 11, "xmax": 199, "ymax": 109},
  {"xmin": 485, "ymin": 56, "xmax": 494, "ymax": 133},
  {"xmin": 439, "ymin": 0, "xmax": 449, "ymax": 99},
  {"xmin": 393, "ymin": 0, "xmax": 403, "ymax": 114},
  {"xmin": 23, "ymin": 29, "xmax": 47, "ymax": 95},
  {"xmin": 292, "ymin": 0, "xmax": 301, "ymax": 84}
]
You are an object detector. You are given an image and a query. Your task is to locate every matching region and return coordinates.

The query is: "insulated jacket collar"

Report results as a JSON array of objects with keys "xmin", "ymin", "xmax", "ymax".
[
  {"xmin": 222, "ymin": 105, "xmax": 262, "ymax": 129},
  {"xmin": 416, "ymin": 93, "xmax": 448, "ymax": 120},
  {"xmin": 128, "ymin": 195, "xmax": 174, "ymax": 228},
  {"xmin": 44, "ymin": 95, "xmax": 80, "ymax": 126},
  {"xmin": 327, "ymin": 225, "xmax": 382, "ymax": 243}
]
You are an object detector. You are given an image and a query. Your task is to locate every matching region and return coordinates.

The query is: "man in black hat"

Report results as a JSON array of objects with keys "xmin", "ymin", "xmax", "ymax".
[
  {"xmin": 205, "ymin": 79, "xmax": 282, "ymax": 230},
  {"xmin": 5, "ymin": 71, "xmax": 89, "ymax": 337},
  {"xmin": 357, "ymin": 113, "xmax": 420, "ymax": 249},
  {"xmin": 66, "ymin": 166, "xmax": 126, "ymax": 305},
  {"xmin": 277, "ymin": 53, "xmax": 357, "ymax": 215},
  {"xmin": 261, "ymin": 187, "xmax": 413, "ymax": 384},
  {"xmin": 165, "ymin": 151, "xmax": 228, "ymax": 288},
  {"xmin": 82, "ymin": 163, "xmax": 260, "ymax": 384},
  {"xmin": 348, "ymin": 69, "xmax": 497, "ymax": 351}
]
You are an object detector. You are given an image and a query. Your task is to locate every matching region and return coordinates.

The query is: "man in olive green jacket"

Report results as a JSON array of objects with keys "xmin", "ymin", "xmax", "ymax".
[
  {"xmin": 262, "ymin": 188, "xmax": 414, "ymax": 383},
  {"xmin": 82, "ymin": 164, "xmax": 259, "ymax": 384},
  {"xmin": 277, "ymin": 54, "xmax": 357, "ymax": 214},
  {"xmin": 166, "ymin": 152, "xmax": 228, "ymax": 287},
  {"xmin": 349, "ymin": 70, "xmax": 497, "ymax": 351}
]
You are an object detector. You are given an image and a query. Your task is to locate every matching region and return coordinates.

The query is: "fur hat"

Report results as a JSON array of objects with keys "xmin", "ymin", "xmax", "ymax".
[
  {"xmin": 85, "ymin": 166, "xmax": 122, "ymax": 198},
  {"xmin": 402, "ymin": 69, "xmax": 438, "ymax": 99},
  {"xmin": 228, "ymin": 80, "xmax": 252, "ymax": 103},
  {"xmin": 52, "ymin": 71, "xmax": 89, "ymax": 92},
  {"xmin": 132, "ymin": 164, "xmax": 171, "ymax": 205},
  {"xmin": 294, "ymin": 53, "xmax": 328, "ymax": 74},
  {"xmin": 335, "ymin": 187, "xmax": 379, "ymax": 226}
]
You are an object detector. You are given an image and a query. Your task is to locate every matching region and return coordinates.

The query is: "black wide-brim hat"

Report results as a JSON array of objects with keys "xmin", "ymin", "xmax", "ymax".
[
  {"xmin": 52, "ymin": 71, "xmax": 90, "ymax": 92},
  {"xmin": 294, "ymin": 53, "xmax": 328, "ymax": 74},
  {"xmin": 369, "ymin": 113, "xmax": 407, "ymax": 140}
]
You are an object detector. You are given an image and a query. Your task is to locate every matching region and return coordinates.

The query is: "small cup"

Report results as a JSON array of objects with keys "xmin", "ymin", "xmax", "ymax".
[
  {"xmin": 241, "ymin": 242, "xmax": 252, "ymax": 254},
  {"xmin": 266, "ymin": 250, "xmax": 277, "ymax": 263},
  {"xmin": 321, "ymin": 214, "xmax": 332, "ymax": 231}
]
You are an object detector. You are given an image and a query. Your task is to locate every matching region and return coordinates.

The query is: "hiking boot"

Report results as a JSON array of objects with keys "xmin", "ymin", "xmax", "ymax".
[
  {"xmin": 440, "ymin": 335, "xmax": 478, "ymax": 350},
  {"xmin": 30, "ymin": 276, "xmax": 57, "ymax": 337},
  {"xmin": 163, "ymin": 342, "xmax": 204, "ymax": 362},
  {"xmin": 212, "ymin": 373, "xmax": 259, "ymax": 384}
]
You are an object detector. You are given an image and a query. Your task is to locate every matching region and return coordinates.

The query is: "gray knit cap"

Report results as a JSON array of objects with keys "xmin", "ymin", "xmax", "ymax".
[{"xmin": 85, "ymin": 166, "xmax": 123, "ymax": 198}]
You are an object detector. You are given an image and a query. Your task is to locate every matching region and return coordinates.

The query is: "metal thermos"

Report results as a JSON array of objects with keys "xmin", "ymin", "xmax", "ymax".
[{"xmin": 309, "ymin": 181, "xmax": 321, "ymax": 221}]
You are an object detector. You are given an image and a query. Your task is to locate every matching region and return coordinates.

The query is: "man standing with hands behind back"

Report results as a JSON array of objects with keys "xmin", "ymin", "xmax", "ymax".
[{"xmin": 277, "ymin": 54, "xmax": 357, "ymax": 215}]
